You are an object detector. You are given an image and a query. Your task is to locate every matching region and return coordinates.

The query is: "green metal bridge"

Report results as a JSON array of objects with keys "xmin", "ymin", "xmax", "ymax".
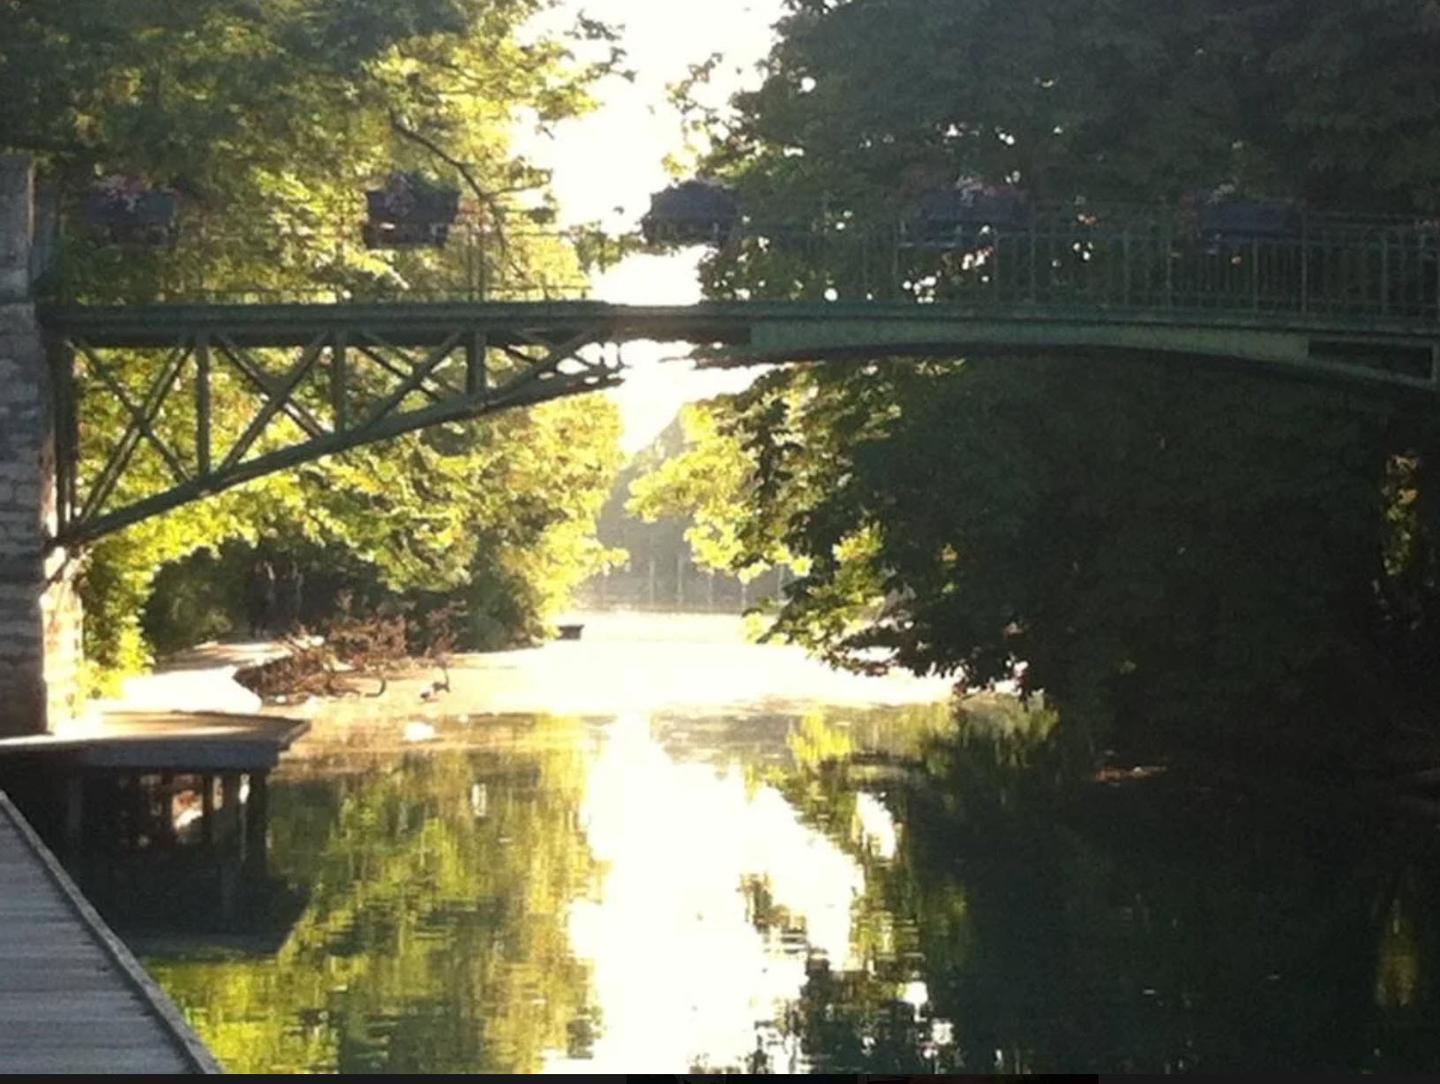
[{"xmin": 39, "ymin": 207, "xmax": 1440, "ymax": 546}]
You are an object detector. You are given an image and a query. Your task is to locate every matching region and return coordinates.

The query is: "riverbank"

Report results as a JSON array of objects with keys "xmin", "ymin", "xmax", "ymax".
[{"xmin": 104, "ymin": 610, "xmax": 955, "ymax": 771}]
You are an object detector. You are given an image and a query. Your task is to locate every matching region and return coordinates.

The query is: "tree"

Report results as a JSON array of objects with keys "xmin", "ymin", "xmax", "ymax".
[
  {"xmin": 699, "ymin": 0, "xmax": 1440, "ymax": 213},
  {"xmin": 1, "ymin": 0, "xmax": 626, "ymax": 678},
  {"xmin": 627, "ymin": 403, "xmax": 796, "ymax": 579},
  {"xmin": 638, "ymin": 0, "xmax": 1440, "ymax": 761}
]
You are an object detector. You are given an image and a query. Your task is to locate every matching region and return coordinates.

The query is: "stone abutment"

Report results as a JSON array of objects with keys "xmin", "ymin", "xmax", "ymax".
[{"xmin": 0, "ymin": 155, "xmax": 82, "ymax": 737}]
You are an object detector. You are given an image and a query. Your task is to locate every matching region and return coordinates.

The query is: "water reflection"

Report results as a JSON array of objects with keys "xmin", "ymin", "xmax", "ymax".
[
  {"xmin": 140, "ymin": 719, "xmax": 601, "ymax": 1073},
  {"xmin": 763, "ymin": 708, "xmax": 1440, "ymax": 1075},
  {"xmin": 66, "ymin": 616, "xmax": 1440, "ymax": 1074},
  {"xmin": 549, "ymin": 712, "xmax": 867, "ymax": 1073}
]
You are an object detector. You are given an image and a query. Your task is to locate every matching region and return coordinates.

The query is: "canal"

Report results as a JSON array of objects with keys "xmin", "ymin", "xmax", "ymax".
[{"xmin": 63, "ymin": 613, "xmax": 1440, "ymax": 1074}]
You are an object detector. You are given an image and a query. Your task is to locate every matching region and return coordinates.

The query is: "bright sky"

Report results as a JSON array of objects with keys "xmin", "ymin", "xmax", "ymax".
[{"xmin": 517, "ymin": 0, "xmax": 789, "ymax": 453}]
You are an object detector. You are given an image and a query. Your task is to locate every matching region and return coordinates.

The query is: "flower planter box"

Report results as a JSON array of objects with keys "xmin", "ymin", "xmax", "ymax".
[
  {"xmin": 84, "ymin": 188, "xmax": 180, "ymax": 246},
  {"xmin": 362, "ymin": 220, "xmax": 455, "ymax": 248},
  {"xmin": 364, "ymin": 175, "xmax": 460, "ymax": 249},
  {"xmin": 904, "ymin": 182, "xmax": 1028, "ymax": 248},
  {"xmin": 642, "ymin": 181, "xmax": 739, "ymax": 246}
]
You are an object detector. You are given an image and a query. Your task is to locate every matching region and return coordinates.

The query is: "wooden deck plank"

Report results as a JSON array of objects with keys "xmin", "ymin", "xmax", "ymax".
[{"xmin": 0, "ymin": 792, "xmax": 220, "ymax": 1074}]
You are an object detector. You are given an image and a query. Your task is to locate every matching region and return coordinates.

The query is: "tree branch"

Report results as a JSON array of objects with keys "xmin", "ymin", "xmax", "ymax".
[
  {"xmin": 388, "ymin": 111, "xmax": 502, "ymax": 220},
  {"xmin": 388, "ymin": 111, "xmax": 539, "ymax": 287}
]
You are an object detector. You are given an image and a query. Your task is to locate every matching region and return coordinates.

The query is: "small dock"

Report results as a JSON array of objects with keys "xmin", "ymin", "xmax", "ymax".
[
  {"xmin": 0, "ymin": 791, "xmax": 219, "ymax": 1073},
  {"xmin": 0, "ymin": 711, "xmax": 308, "ymax": 850},
  {"xmin": 0, "ymin": 711, "xmax": 309, "ymax": 772}
]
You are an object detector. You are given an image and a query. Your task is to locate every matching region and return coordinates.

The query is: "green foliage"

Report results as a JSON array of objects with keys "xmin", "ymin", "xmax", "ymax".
[
  {"xmin": 3, "ymin": 0, "xmax": 626, "ymax": 677},
  {"xmin": 699, "ymin": 0, "xmax": 1440, "ymax": 213},
  {"xmin": 627, "ymin": 403, "xmax": 798, "ymax": 580},
  {"xmin": 637, "ymin": 0, "xmax": 1440, "ymax": 760},
  {"xmin": 138, "ymin": 393, "xmax": 624, "ymax": 660},
  {"xmin": 81, "ymin": 497, "xmax": 263, "ymax": 689},
  {"xmin": 649, "ymin": 356, "xmax": 1417, "ymax": 758},
  {"xmin": 1, "ymin": 1, "xmax": 612, "ymax": 187}
]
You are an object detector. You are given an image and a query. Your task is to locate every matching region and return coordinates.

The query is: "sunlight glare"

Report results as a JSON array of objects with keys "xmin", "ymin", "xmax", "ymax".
[
  {"xmin": 547, "ymin": 710, "xmax": 864, "ymax": 1073},
  {"xmin": 516, "ymin": 0, "xmax": 789, "ymax": 454}
]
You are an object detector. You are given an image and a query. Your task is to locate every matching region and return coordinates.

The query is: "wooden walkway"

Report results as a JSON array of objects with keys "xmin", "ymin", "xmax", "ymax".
[{"xmin": 0, "ymin": 791, "xmax": 219, "ymax": 1073}]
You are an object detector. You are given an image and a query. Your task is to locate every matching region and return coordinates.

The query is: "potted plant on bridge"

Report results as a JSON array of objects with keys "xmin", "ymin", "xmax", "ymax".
[
  {"xmin": 641, "ymin": 180, "xmax": 740, "ymax": 247},
  {"xmin": 363, "ymin": 171, "xmax": 461, "ymax": 248},
  {"xmin": 83, "ymin": 176, "xmax": 180, "ymax": 246},
  {"xmin": 902, "ymin": 177, "xmax": 1029, "ymax": 249}
]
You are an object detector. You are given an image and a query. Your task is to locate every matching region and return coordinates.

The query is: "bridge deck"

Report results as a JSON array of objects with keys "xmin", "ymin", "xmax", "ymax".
[
  {"xmin": 0, "ymin": 792, "xmax": 218, "ymax": 1074},
  {"xmin": 40, "ymin": 298, "xmax": 1440, "ymax": 348}
]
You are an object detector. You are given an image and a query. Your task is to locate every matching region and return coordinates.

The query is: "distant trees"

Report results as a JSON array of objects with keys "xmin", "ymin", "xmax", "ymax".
[{"xmin": 582, "ymin": 416, "xmax": 753, "ymax": 611}]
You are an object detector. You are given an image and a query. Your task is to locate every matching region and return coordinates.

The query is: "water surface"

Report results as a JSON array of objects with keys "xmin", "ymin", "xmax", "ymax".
[{"xmin": 81, "ymin": 613, "xmax": 1440, "ymax": 1073}]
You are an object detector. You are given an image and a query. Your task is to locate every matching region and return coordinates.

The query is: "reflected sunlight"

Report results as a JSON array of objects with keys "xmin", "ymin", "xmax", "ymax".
[
  {"xmin": 546, "ymin": 711, "xmax": 865, "ymax": 1073},
  {"xmin": 853, "ymin": 791, "xmax": 900, "ymax": 860}
]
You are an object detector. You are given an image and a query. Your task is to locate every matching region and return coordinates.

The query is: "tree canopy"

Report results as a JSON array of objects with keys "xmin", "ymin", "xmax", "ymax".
[
  {"xmin": 703, "ymin": 0, "xmax": 1440, "ymax": 213},
  {"xmin": 637, "ymin": 0, "xmax": 1440, "ymax": 762},
  {"xmin": 1, "ymin": 0, "xmax": 626, "ymax": 678}
]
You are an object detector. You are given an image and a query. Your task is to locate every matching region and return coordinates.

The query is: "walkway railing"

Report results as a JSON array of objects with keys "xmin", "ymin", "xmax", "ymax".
[
  {"xmin": 38, "ymin": 210, "xmax": 599, "ymax": 304},
  {"xmin": 728, "ymin": 206, "xmax": 1440, "ymax": 323},
  {"xmin": 36, "ymin": 204, "xmax": 1440, "ymax": 326}
]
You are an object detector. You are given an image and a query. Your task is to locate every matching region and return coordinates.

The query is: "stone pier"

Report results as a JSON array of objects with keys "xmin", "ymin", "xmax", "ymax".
[{"xmin": 0, "ymin": 155, "xmax": 82, "ymax": 737}]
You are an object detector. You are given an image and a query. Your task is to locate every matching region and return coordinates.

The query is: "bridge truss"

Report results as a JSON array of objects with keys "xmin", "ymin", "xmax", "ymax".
[
  {"xmin": 44, "ymin": 305, "xmax": 633, "ymax": 545},
  {"xmin": 41, "ymin": 299, "xmax": 1440, "ymax": 548}
]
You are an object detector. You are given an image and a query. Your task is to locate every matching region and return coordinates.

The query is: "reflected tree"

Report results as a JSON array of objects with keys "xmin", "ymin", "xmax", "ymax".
[
  {"xmin": 755, "ymin": 705, "xmax": 1440, "ymax": 1073},
  {"xmin": 149, "ymin": 718, "xmax": 601, "ymax": 1073}
]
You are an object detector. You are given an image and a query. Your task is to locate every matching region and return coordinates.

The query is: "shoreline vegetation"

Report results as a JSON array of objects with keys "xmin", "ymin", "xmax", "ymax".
[
  {"xmin": 7, "ymin": 2, "xmax": 628, "ymax": 694},
  {"xmin": 618, "ymin": 0, "xmax": 1440, "ymax": 778},
  {"xmin": 233, "ymin": 607, "xmax": 455, "ymax": 706}
]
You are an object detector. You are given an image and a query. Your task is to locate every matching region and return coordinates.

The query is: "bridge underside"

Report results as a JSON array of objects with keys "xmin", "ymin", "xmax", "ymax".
[{"xmin": 40, "ymin": 300, "xmax": 1440, "ymax": 546}]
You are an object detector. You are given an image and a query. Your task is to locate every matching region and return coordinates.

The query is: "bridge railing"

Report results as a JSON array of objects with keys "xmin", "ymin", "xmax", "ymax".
[
  {"xmin": 719, "ymin": 207, "xmax": 1440, "ymax": 322},
  {"xmin": 37, "ymin": 202, "xmax": 1440, "ymax": 325},
  {"xmin": 37, "ymin": 211, "xmax": 601, "ymax": 305}
]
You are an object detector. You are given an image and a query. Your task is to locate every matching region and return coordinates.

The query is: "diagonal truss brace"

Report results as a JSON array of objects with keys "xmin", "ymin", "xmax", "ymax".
[{"xmin": 51, "ymin": 318, "xmax": 624, "ymax": 546}]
